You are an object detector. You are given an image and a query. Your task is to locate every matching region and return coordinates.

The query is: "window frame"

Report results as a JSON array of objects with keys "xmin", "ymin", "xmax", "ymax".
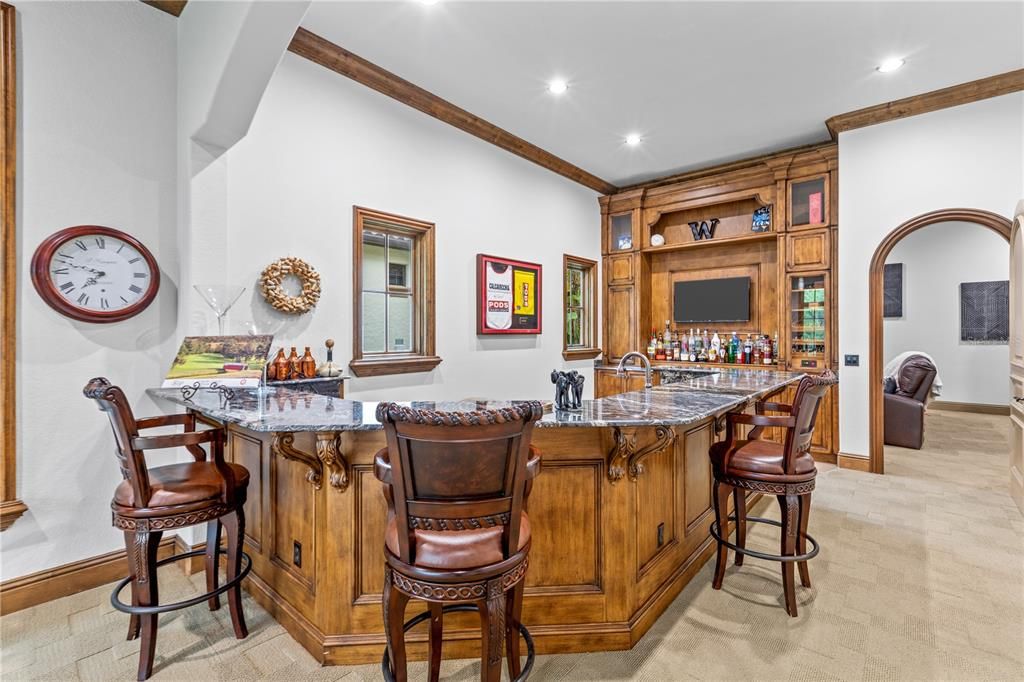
[
  {"xmin": 351, "ymin": 206, "xmax": 441, "ymax": 377},
  {"xmin": 562, "ymin": 254, "xmax": 601, "ymax": 361}
]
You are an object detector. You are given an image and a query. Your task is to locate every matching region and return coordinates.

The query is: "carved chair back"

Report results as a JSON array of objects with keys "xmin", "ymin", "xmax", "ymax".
[
  {"xmin": 84, "ymin": 377, "xmax": 228, "ymax": 510},
  {"xmin": 375, "ymin": 401, "xmax": 543, "ymax": 565},
  {"xmin": 84, "ymin": 378, "xmax": 152, "ymax": 507},
  {"xmin": 783, "ymin": 370, "xmax": 838, "ymax": 472}
]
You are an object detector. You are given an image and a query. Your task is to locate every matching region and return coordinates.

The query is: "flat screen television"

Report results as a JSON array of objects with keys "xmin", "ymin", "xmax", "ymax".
[{"xmin": 673, "ymin": 277, "xmax": 750, "ymax": 323}]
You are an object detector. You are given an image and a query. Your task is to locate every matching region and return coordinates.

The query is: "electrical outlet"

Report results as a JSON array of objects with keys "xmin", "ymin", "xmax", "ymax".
[
  {"xmin": 657, "ymin": 523, "xmax": 665, "ymax": 548},
  {"xmin": 293, "ymin": 540, "xmax": 302, "ymax": 567},
  {"xmin": 844, "ymin": 354, "xmax": 860, "ymax": 367}
]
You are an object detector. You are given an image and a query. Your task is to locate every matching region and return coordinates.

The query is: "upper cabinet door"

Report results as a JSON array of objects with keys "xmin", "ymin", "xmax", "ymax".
[
  {"xmin": 607, "ymin": 212, "xmax": 636, "ymax": 253},
  {"xmin": 787, "ymin": 174, "xmax": 830, "ymax": 230}
]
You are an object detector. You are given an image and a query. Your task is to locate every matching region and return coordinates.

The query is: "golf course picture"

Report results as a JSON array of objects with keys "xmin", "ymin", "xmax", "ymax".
[{"xmin": 163, "ymin": 335, "xmax": 273, "ymax": 387}]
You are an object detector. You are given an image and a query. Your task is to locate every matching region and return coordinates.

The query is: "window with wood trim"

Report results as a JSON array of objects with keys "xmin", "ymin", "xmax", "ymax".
[
  {"xmin": 351, "ymin": 207, "xmax": 441, "ymax": 377},
  {"xmin": 563, "ymin": 255, "xmax": 600, "ymax": 360}
]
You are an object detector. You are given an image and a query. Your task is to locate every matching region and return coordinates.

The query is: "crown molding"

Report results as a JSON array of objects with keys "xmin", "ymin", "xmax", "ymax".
[
  {"xmin": 287, "ymin": 27, "xmax": 618, "ymax": 195},
  {"xmin": 826, "ymin": 68, "xmax": 1024, "ymax": 139}
]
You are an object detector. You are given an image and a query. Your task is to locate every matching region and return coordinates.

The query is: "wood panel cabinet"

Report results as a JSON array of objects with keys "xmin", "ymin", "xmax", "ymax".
[
  {"xmin": 598, "ymin": 143, "xmax": 839, "ymax": 459},
  {"xmin": 594, "ymin": 367, "xmax": 660, "ymax": 398}
]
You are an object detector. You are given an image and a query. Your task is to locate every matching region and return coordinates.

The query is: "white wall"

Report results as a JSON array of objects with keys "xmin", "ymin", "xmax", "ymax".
[
  {"xmin": 223, "ymin": 54, "xmax": 601, "ymax": 402},
  {"xmin": 838, "ymin": 93, "xmax": 1024, "ymax": 458},
  {"xmin": 884, "ymin": 221, "xmax": 1009, "ymax": 405},
  {"xmin": 1, "ymin": 3, "xmax": 178, "ymax": 580}
]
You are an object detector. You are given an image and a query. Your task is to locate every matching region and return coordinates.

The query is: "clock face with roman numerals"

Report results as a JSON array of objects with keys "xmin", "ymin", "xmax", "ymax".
[{"xmin": 31, "ymin": 226, "xmax": 160, "ymax": 323}]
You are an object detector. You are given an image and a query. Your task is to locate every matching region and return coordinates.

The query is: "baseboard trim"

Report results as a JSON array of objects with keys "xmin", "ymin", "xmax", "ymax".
[
  {"xmin": 0, "ymin": 536, "xmax": 176, "ymax": 616},
  {"xmin": 837, "ymin": 453, "xmax": 872, "ymax": 472},
  {"xmin": 930, "ymin": 400, "xmax": 1010, "ymax": 416}
]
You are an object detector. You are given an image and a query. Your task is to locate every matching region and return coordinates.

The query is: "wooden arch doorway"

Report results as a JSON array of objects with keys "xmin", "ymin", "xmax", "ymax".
[{"xmin": 868, "ymin": 208, "xmax": 1012, "ymax": 474}]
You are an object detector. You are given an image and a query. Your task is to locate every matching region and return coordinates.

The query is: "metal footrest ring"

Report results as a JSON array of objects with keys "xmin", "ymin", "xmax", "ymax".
[
  {"xmin": 381, "ymin": 603, "xmax": 535, "ymax": 682},
  {"xmin": 710, "ymin": 515, "xmax": 819, "ymax": 563},
  {"xmin": 110, "ymin": 548, "xmax": 252, "ymax": 616}
]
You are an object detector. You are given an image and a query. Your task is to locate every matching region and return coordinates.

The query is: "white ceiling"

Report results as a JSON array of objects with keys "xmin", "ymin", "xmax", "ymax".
[{"xmin": 301, "ymin": 1, "xmax": 1024, "ymax": 188}]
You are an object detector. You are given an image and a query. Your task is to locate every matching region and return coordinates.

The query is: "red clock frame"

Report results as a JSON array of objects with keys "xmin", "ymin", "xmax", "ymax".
[{"xmin": 30, "ymin": 225, "xmax": 160, "ymax": 323}]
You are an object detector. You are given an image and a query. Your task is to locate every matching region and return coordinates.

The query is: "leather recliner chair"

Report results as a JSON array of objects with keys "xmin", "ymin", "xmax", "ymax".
[{"xmin": 883, "ymin": 355, "xmax": 938, "ymax": 449}]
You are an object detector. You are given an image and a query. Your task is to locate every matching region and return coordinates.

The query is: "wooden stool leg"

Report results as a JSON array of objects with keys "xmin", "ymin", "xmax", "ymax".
[
  {"xmin": 221, "ymin": 510, "xmax": 248, "ymax": 639},
  {"xmin": 778, "ymin": 494, "xmax": 799, "ymax": 617},
  {"xmin": 427, "ymin": 602, "xmax": 443, "ymax": 682},
  {"xmin": 382, "ymin": 570, "xmax": 410, "ymax": 682},
  {"xmin": 505, "ymin": 580, "xmax": 525, "ymax": 679},
  {"xmin": 135, "ymin": 527, "xmax": 162, "ymax": 681},
  {"xmin": 478, "ymin": 579, "xmax": 505, "ymax": 682},
  {"xmin": 123, "ymin": 530, "xmax": 141, "ymax": 642},
  {"xmin": 733, "ymin": 486, "xmax": 747, "ymax": 566},
  {"xmin": 205, "ymin": 519, "xmax": 221, "ymax": 611},
  {"xmin": 712, "ymin": 481, "xmax": 731, "ymax": 590},
  {"xmin": 798, "ymin": 492, "xmax": 812, "ymax": 588}
]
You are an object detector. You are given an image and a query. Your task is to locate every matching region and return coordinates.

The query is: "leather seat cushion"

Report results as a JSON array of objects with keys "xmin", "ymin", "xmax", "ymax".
[
  {"xmin": 385, "ymin": 514, "xmax": 531, "ymax": 570},
  {"xmin": 710, "ymin": 439, "xmax": 816, "ymax": 481},
  {"xmin": 113, "ymin": 462, "xmax": 249, "ymax": 508}
]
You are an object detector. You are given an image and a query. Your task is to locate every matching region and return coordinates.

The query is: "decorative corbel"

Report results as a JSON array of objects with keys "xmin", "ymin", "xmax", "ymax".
[
  {"xmin": 271, "ymin": 433, "xmax": 323, "ymax": 489},
  {"xmin": 315, "ymin": 431, "xmax": 350, "ymax": 492},
  {"xmin": 607, "ymin": 425, "xmax": 676, "ymax": 483}
]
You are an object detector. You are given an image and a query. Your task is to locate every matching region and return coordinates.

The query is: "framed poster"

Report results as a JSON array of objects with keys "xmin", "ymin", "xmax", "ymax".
[{"xmin": 477, "ymin": 254, "xmax": 542, "ymax": 334}]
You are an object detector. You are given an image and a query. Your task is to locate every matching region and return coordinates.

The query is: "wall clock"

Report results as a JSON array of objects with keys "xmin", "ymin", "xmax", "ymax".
[{"xmin": 31, "ymin": 225, "xmax": 160, "ymax": 323}]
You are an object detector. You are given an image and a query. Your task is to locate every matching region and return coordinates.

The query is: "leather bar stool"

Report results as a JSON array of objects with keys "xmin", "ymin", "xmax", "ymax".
[
  {"xmin": 84, "ymin": 378, "xmax": 252, "ymax": 680},
  {"xmin": 374, "ymin": 401, "xmax": 543, "ymax": 682},
  {"xmin": 708, "ymin": 370, "xmax": 838, "ymax": 617}
]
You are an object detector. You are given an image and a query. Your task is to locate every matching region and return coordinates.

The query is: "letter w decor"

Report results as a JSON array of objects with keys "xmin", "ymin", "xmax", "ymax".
[{"xmin": 688, "ymin": 218, "xmax": 719, "ymax": 241}]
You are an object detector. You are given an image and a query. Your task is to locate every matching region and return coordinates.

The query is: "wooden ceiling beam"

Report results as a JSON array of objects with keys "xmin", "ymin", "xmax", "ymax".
[
  {"xmin": 141, "ymin": 1, "xmax": 187, "ymax": 17},
  {"xmin": 825, "ymin": 68, "xmax": 1024, "ymax": 139},
  {"xmin": 287, "ymin": 27, "xmax": 618, "ymax": 195}
]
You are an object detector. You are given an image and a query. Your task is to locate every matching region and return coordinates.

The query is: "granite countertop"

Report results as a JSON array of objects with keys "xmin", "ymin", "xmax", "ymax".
[{"xmin": 147, "ymin": 368, "xmax": 802, "ymax": 433}]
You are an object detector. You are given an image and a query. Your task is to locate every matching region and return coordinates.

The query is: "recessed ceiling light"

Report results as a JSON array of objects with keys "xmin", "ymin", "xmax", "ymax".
[
  {"xmin": 877, "ymin": 57, "xmax": 905, "ymax": 73},
  {"xmin": 547, "ymin": 78, "xmax": 568, "ymax": 95},
  {"xmin": 625, "ymin": 133, "xmax": 642, "ymax": 146}
]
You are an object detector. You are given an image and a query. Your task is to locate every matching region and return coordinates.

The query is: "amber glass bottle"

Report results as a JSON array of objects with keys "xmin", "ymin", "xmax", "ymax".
[
  {"xmin": 287, "ymin": 347, "xmax": 300, "ymax": 380},
  {"xmin": 300, "ymin": 347, "xmax": 316, "ymax": 378},
  {"xmin": 271, "ymin": 348, "xmax": 290, "ymax": 381}
]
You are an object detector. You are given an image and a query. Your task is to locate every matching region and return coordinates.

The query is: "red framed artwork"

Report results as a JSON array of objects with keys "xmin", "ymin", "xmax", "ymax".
[{"xmin": 476, "ymin": 254, "xmax": 542, "ymax": 334}]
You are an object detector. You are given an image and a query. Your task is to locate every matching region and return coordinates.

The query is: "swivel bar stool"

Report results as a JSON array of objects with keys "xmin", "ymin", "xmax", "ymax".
[
  {"xmin": 84, "ymin": 378, "xmax": 252, "ymax": 680},
  {"xmin": 708, "ymin": 370, "xmax": 837, "ymax": 616},
  {"xmin": 374, "ymin": 401, "xmax": 543, "ymax": 682}
]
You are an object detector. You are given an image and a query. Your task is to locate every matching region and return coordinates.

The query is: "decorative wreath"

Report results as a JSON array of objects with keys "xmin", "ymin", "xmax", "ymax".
[{"xmin": 259, "ymin": 257, "xmax": 322, "ymax": 314}]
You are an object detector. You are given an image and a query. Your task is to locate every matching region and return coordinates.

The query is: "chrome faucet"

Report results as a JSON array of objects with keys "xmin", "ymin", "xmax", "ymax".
[{"xmin": 616, "ymin": 351, "xmax": 653, "ymax": 389}]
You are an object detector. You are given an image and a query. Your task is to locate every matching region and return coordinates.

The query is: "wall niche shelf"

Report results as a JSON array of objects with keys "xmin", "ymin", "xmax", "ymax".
[
  {"xmin": 641, "ymin": 230, "xmax": 776, "ymax": 254},
  {"xmin": 647, "ymin": 195, "xmax": 771, "ymax": 250}
]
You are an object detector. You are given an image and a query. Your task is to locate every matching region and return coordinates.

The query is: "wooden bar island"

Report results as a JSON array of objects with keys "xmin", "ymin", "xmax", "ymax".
[{"xmin": 150, "ymin": 368, "xmax": 800, "ymax": 665}]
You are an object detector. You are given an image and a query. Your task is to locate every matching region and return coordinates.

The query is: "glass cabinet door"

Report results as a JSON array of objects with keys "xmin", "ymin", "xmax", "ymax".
[
  {"xmin": 789, "ymin": 175, "xmax": 828, "ymax": 229},
  {"xmin": 789, "ymin": 273, "xmax": 827, "ymax": 370},
  {"xmin": 609, "ymin": 213, "xmax": 633, "ymax": 251}
]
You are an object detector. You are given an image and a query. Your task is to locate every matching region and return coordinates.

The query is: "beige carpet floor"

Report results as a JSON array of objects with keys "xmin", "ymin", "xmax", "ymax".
[{"xmin": 2, "ymin": 410, "xmax": 1022, "ymax": 681}]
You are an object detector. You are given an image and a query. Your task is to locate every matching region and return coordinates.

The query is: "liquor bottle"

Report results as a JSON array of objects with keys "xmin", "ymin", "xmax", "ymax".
[
  {"xmin": 772, "ymin": 331, "xmax": 779, "ymax": 364},
  {"xmin": 656, "ymin": 333, "xmax": 667, "ymax": 361},
  {"xmin": 300, "ymin": 346, "xmax": 317, "ymax": 378},
  {"xmin": 268, "ymin": 348, "xmax": 287, "ymax": 381},
  {"xmin": 729, "ymin": 332, "xmax": 739, "ymax": 363},
  {"xmin": 680, "ymin": 332, "xmax": 688, "ymax": 359},
  {"xmin": 647, "ymin": 329, "xmax": 657, "ymax": 358},
  {"xmin": 763, "ymin": 334, "xmax": 773, "ymax": 365},
  {"xmin": 288, "ymin": 347, "xmax": 301, "ymax": 380},
  {"xmin": 752, "ymin": 336, "xmax": 762, "ymax": 365},
  {"xmin": 743, "ymin": 335, "xmax": 753, "ymax": 365},
  {"xmin": 664, "ymin": 321, "xmax": 673, "ymax": 346},
  {"xmin": 711, "ymin": 331, "xmax": 721, "ymax": 358}
]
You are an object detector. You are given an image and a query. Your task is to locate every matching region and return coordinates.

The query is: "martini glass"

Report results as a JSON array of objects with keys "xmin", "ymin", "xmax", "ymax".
[{"xmin": 194, "ymin": 285, "xmax": 246, "ymax": 335}]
